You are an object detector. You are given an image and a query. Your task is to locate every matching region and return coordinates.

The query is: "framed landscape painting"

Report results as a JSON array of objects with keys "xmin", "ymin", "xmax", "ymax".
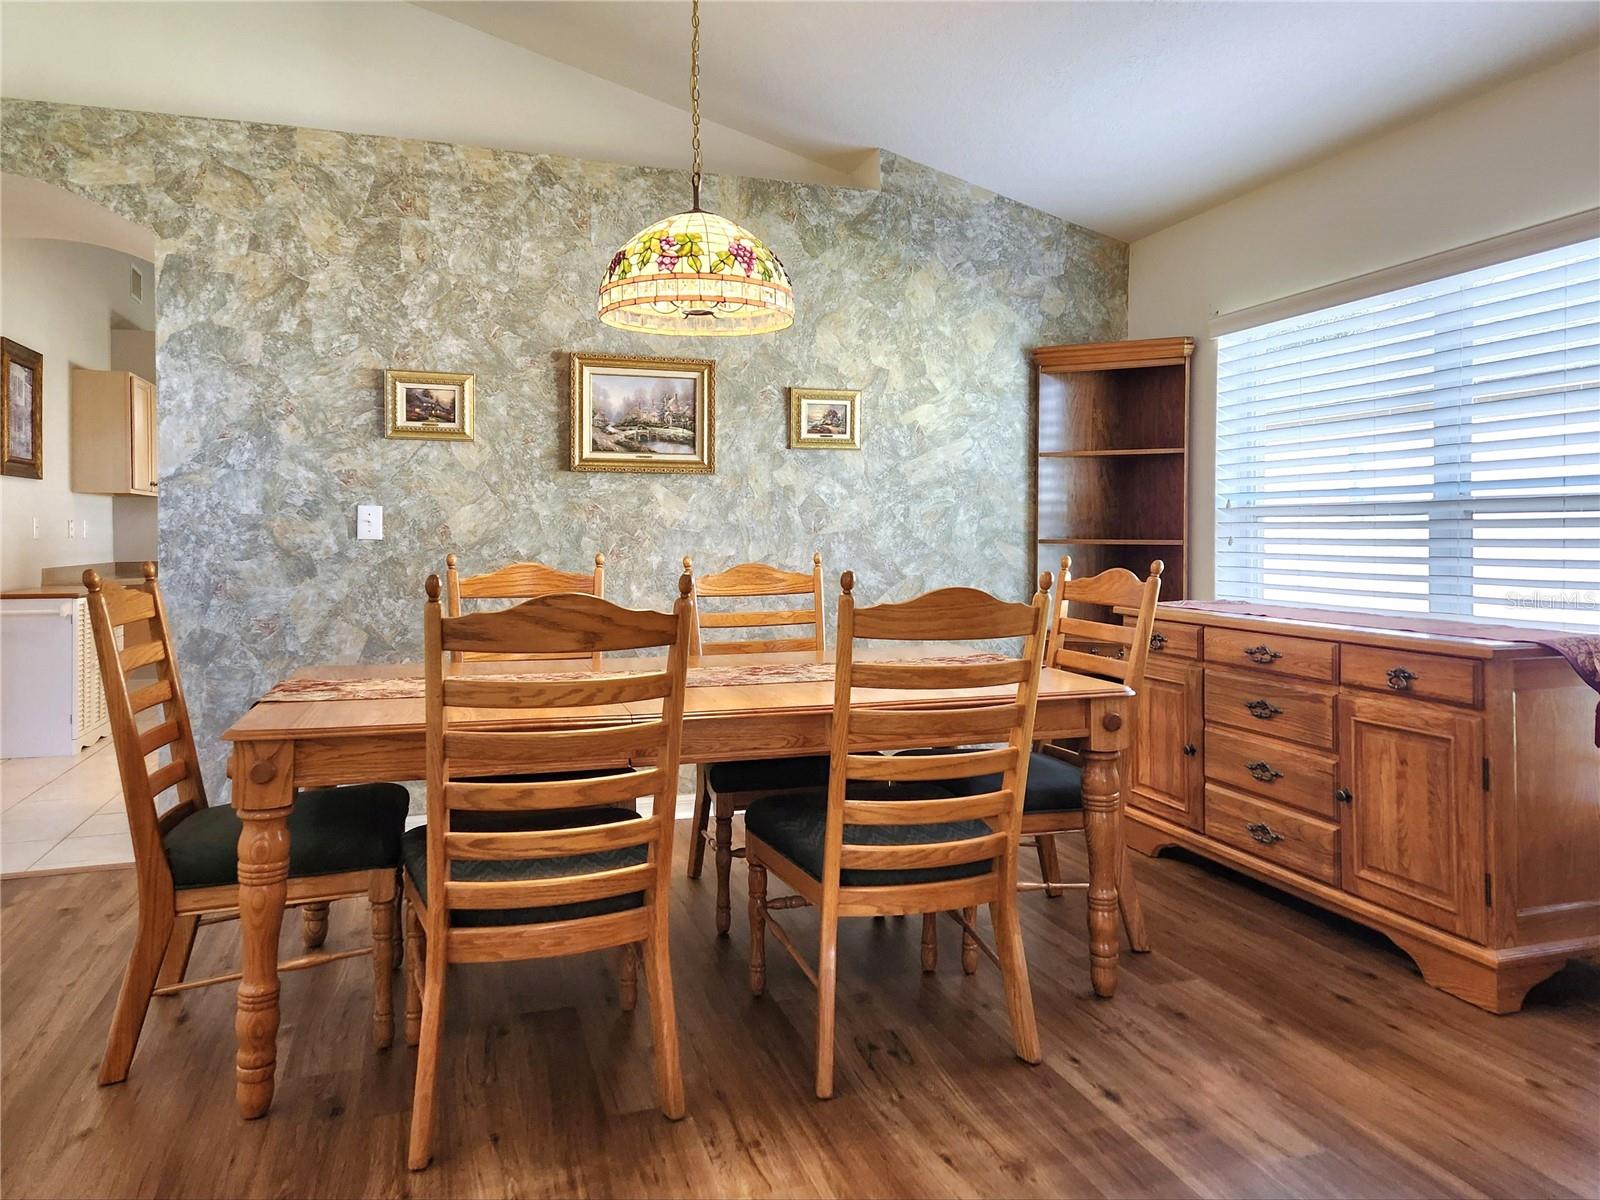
[
  {"xmin": 788, "ymin": 387, "xmax": 860, "ymax": 450},
  {"xmin": 2, "ymin": 338, "xmax": 43, "ymax": 479},
  {"xmin": 384, "ymin": 369, "xmax": 475, "ymax": 441},
  {"xmin": 570, "ymin": 353, "xmax": 714, "ymax": 474}
]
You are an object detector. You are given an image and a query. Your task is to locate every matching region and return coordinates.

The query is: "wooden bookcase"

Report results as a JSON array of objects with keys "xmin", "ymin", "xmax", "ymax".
[{"xmin": 1031, "ymin": 337, "xmax": 1193, "ymax": 615}]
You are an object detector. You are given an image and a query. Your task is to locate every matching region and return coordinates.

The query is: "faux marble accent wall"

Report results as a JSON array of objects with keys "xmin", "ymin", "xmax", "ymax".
[{"xmin": 1, "ymin": 101, "xmax": 1126, "ymax": 792}]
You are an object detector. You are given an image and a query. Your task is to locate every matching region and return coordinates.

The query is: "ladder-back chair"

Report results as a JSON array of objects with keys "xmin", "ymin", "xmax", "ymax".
[
  {"xmin": 444, "ymin": 552, "xmax": 607, "ymax": 668},
  {"xmin": 83, "ymin": 565, "xmax": 407, "ymax": 1086},
  {"xmin": 683, "ymin": 553, "xmax": 832, "ymax": 935},
  {"xmin": 404, "ymin": 574, "xmax": 693, "ymax": 1169},
  {"xmin": 744, "ymin": 571, "xmax": 1052, "ymax": 1099},
  {"xmin": 913, "ymin": 557, "xmax": 1162, "ymax": 958}
]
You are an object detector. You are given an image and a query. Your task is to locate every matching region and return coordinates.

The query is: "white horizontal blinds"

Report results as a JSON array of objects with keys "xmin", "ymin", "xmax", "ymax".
[{"xmin": 1216, "ymin": 236, "xmax": 1600, "ymax": 631}]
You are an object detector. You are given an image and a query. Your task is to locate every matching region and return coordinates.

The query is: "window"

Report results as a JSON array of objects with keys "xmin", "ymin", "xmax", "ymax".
[{"xmin": 1215, "ymin": 235, "xmax": 1600, "ymax": 631}]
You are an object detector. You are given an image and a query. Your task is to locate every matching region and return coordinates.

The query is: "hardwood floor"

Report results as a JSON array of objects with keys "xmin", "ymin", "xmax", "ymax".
[{"xmin": 3, "ymin": 831, "xmax": 1595, "ymax": 1199}]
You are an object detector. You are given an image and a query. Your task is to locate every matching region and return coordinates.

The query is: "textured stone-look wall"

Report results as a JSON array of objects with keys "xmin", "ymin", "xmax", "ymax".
[{"xmin": 1, "ymin": 100, "xmax": 1126, "ymax": 790}]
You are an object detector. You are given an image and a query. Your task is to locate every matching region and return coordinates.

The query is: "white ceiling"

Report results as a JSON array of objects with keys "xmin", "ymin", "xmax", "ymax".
[
  {"xmin": 429, "ymin": 1, "xmax": 1599, "ymax": 239},
  {"xmin": 3, "ymin": 2, "xmax": 1595, "ymax": 242}
]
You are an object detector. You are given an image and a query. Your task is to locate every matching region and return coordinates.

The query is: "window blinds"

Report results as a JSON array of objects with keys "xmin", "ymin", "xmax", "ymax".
[{"xmin": 1215, "ymin": 236, "xmax": 1600, "ymax": 631}]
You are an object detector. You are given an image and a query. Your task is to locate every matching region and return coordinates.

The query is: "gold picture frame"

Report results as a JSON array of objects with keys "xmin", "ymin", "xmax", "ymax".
[
  {"xmin": 384, "ymin": 369, "xmax": 475, "ymax": 441},
  {"xmin": 570, "ymin": 353, "xmax": 714, "ymax": 474},
  {"xmin": 788, "ymin": 387, "xmax": 860, "ymax": 450}
]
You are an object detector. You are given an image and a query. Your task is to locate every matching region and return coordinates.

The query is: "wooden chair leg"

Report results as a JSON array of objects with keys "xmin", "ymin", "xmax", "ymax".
[
  {"xmin": 157, "ymin": 913, "xmax": 200, "ymax": 992},
  {"xmin": 686, "ymin": 766, "xmax": 711, "ymax": 880},
  {"xmin": 302, "ymin": 901, "xmax": 330, "ymax": 949},
  {"xmin": 960, "ymin": 907, "xmax": 979, "ymax": 975},
  {"xmin": 403, "ymin": 903, "xmax": 423, "ymax": 1048},
  {"xmin": 407, "ymin": 930, "xmax": 447, "ymax": 1170},
  {"xmin": 748, "ymin": 862, "xmax": 768, "ymax": 996},
  {"xmin": 619, "ymin": 943, "xmax": 639, "ymax": 1011},
  {"xmin": 920, "ymin": 913, "xmax": 938, "ymax": 973},
  {"xmin": 370, "ymin": 877, "xmax": 396, "ymax": 1050},
  {"xmin": 1036, "ymin": 834, "xmax": 1064, "ymax": 899},
  {"xmin": 815, "ymin": 910, "xmax": 840, "ymax": 1100},
  {"xmin": 1118, "ymin": 844, "xmax": 1151, "ymax": 953},
  {"xmin": 714, "ymin": 789, "xmax": 735, "ymax": 937},
  {"xmin": 642, "ymin": 930, "xmax": 685, "ymax": 1120},
  {"xmin": 99, "ymin": 905, "xmax": 174, "ymax": 1085},
  {"xmin": 989, "ymin": 893, "xmax": 1041, "ymax": 1065}
]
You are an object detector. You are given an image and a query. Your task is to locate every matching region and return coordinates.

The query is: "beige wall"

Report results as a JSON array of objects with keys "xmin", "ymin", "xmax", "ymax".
[
  {"xmin": 1128, "ymin": 44, "xmax": 1600, "ymax": 597},
  {"xmin": 0, "ymin": 238, "xmax": 156, "ymax": 588}
]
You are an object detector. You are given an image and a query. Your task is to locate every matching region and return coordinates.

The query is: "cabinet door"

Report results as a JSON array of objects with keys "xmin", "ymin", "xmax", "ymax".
[
  {"xmin": 1129, "ymin": 659, "xmax": 1203, "ymax": 829},
  {"xmin": 1339, "ymin": 693, "xmax": 1484, "ymax": 938},
  {"xmin": 130, "ymin": 377, "xmax": 156, "ymax": 494}
]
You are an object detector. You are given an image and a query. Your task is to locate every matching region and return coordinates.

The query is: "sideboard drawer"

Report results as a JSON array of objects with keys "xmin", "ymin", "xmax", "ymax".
[
  {"xmin": 1205, "ymin": 626, "xmax": 1336, "ymax": 682},
  {"xmin": 1145, "ymin": 620, "xmax": 1200, "ymax": 660},
  {"xmin": 1204, "ymin": 725, "xmax": 1338, "ymax": 819},
  {"xmin": 1341, "ymin": 644, "xmax": 1482, "ymax": 708},
  {"xmin": 1204, "ymin": 783, "xmax": 1339, "ymax": 885},
  {"xmin": 1204, "ymin": 669, "xmax": 1337, "ymax": 749}
]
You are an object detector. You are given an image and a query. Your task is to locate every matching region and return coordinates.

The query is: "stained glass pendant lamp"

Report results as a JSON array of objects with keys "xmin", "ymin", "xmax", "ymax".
[{"xmin": 597, "ymin": 0, "xmax": 794, "ymax": 336}]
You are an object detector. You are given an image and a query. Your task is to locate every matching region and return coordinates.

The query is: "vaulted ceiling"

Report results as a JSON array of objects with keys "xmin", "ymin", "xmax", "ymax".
[{"xmin": 3, "ymin": 1, "xmax": 1595, "ymax": 241}]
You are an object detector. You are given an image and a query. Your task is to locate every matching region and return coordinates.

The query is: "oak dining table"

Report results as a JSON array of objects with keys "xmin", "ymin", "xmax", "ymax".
[{"xmin": 220, "ymin": 646, "xmax": 1134, "ymax": 1119}]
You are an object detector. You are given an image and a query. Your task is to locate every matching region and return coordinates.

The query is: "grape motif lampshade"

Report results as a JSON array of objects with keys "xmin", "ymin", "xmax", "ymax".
[{"xmin": 597, "ymin": 208, "xmax": 795, "ymax": 336}]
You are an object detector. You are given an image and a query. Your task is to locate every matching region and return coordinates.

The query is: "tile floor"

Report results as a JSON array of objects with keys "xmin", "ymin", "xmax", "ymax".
[{"xmin": 1, "ymin": 735, "xmax": 134, "ymax": 875}]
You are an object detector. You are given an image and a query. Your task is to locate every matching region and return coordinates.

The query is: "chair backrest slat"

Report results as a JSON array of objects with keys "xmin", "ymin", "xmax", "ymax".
[
  {"xmin": 685, "ymin": 553, "xmax": 825, "ymax": 661},
  {"xmin": 850, "ymin": 586, "xmax": 1040, "ymax": 643},
  {"xmin": 443, "ymin": 818, "xmax": 658, "ymax": 862},
  {"xmin": 840, "ymin": 791, "xmax": 1012, "ymax": 826},
  {"xmin": 844, "ymin": 746, "xmax": 1014, "ymax": 783},
  {"xmin": 445, "ymin": 768, "xmax": 664, "ymax": 812},
  {"xmin": 811, "ymin": 571, "xmax": 1051, "ymax": 901},
  {"xmin": 83, "ymin": 564, "xmax": 210, "ymax": 906},
  {"xmin": 440, "ymin": 670, "xmax": 673, "ymax": 711},
  {"xmin": 444, "ymin": 552, "xmax": 607, "ymax": 666},
  {"xmin": 445, "ymin": 861, "xmax": 656, "ymax": 912},
  {"xmin": 423, "ymin": 573, "xmax": 692, "ymax": 933},
  {"xmin": 847, "ymin": 702, "xmax": 1025, "ymax": 751}
]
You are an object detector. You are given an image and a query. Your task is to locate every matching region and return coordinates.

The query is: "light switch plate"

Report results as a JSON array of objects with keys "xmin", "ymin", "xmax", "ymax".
[{"xmin": 356, "ymin": 504, "xmax": 383, "ymax": 541}]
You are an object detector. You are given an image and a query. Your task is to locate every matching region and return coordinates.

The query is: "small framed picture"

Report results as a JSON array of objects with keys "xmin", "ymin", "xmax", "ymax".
[
  {"xmin": 2, "ymin": 338, "xmax": 43, "ymax": 479},
  {"xmin": 571, "ymin": 353, "xmax": 714, "ymax": 474},
  {"xmin": 789, "ymin": 387, "xmax": 860, "ymax": 450},
  {"xmin": 384, "ymin": 369, "xmax": 475, "ymax": 441}
]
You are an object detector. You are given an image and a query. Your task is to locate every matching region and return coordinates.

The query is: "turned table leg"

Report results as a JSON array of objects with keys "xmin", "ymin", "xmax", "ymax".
[
  {"xmin": 1080, "ymin": 746, "xmax": 1122, "ymax": 999},
  {"xmin": 231, "ymin": 741, "xmax": 294, "ymax": 1119}
]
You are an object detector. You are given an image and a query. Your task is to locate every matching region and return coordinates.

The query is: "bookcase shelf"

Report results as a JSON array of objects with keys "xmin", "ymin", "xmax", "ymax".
[{"xmin": 1032, "ymin": 337, "xmax": 1193, "ymax": 618}]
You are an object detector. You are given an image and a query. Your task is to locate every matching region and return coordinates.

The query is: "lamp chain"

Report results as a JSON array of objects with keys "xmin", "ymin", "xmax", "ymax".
[{"xmin": 690, "ymin": 0, "xmax": 702, "ymax": 211}]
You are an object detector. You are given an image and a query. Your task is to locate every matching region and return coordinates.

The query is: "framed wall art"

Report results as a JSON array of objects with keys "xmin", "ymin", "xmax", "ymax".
[
  {"xmin": 570, "ymin": 353, "xmax": 714, "ymax": 474},
  {"xmin": 788, "ymin": 387, "xmax": 860, "ymax": 450},
  {"xmin": 384, "ymin": 369, "xmax": 475, "ymax": 441},
  {"xmin": 2, "ymin": 338, "xmax": 43, "ymax": 479}
]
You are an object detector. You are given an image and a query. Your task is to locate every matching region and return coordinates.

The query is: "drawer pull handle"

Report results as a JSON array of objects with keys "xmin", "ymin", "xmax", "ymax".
[
  {"xmin": 1244, "ymin": 699, "xmax": 1283, "ymax": 720},
  {"xmin": 1182, "ymin": 742, "xmax": 1197, "ymax": 757},
  {"xmin": 1243, "ymin": 644, "xmax": 1283, "ymax": 664},
  {"xmin": 1149, "ymin": 632, "xmax": 1167, "ymax": 651},
  {"xmin": 1386, "ymin": 666, "xmax": 1418, "ymax": 691},
  {"xmin": 1245, "ymin": 821, "xmax": 1285, "ymax": 845},
  {"xmin": 1245, "ymin": 760, "xmax": 1283, "ymax": 783},
  {"xmin": 1335, "ymin": 788, "xmax": 1353, "ymax": 805}
]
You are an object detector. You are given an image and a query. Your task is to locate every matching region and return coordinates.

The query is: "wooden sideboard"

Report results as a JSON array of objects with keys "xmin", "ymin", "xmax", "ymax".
[{"xmin": 1121, "ymin": 602, "xmax": 1598, "ymax": 1013}]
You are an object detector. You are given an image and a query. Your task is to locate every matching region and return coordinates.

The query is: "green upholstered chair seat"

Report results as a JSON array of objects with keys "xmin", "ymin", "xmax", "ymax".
[
  {"xmin": 162, "ymin": 782, "xmax": 409, "ymax": 890},
  {"xmin": 744, "ymin": 784, "xmax": 993, "ymax": 888},
  {"xmin": 896, "ymin": 748, "xmax": 1083, "ymax": 814},
  {"xmin": 707, "ymin": 755, "xmax": 831, "ymax": 793},
  {"xmin": 403, "ymin": 807, "xmax": 646, "ymax": 928}
]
